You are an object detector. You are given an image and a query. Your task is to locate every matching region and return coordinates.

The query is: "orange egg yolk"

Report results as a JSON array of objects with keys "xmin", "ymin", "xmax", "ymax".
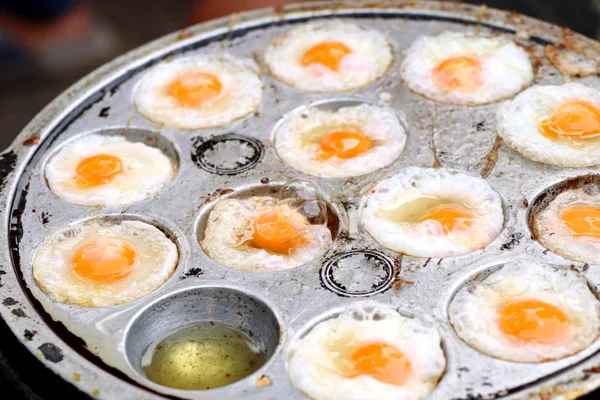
[
  {"xmin": 560, "ymin": 205, "xmax": 600, "ymax": 239},
  {"xmin": 249, "ymin": 207, "xmax": 308, "ymax": 254},
  {"xmin": 75, "ymin": 154, "xmax": 123, "ymax": 188},
  {"xmin": 432, "ymin": 56, "xmax": 483, "ymax": 93},
  {"xmin": 498, "ymin": 299, "xmax": 570, "ymax": 344},
  {"xmin": 317, "ymin": 130, "xmax": 373, "ymax": 160},
  {"xmin": 418, "ymin": 205, "xmax": 476, "ymax": 234},
  {"xmin": 301, "ymin": 41, "xmax": 352, "ymax": 71},
  {"xmin": 169, "ymin": 71, "xmax": 222, "ymax": 107},
  {"xmin": 346, "ymin": 343, "xmax": 412, "ymax": 386},
  {"xmin": 72, "ymin": 237, "xmax": 138, "ymax": 283},
  {"xmin": 540, "ymin": 101, "xmax": 600, "ymax": 141}
]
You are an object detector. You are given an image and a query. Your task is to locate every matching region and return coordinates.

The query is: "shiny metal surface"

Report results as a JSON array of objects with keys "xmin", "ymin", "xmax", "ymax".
[{"xmin": 1, "ymin": 1, "xmax": 600, "ymax": 399}]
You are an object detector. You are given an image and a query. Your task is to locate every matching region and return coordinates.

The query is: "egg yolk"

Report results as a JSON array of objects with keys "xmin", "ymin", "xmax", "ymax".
[
  {"xmin": 418, "ymin": 205, "xmax": 476, "ymax": 234},
  {"xmin": 72, "ymin": 237, "xmax": 137, "ymax": 283},
  {"xmin": 301, "ymin": 41, "xmax": 352, "ymax": 71},
  {"xmin": 169, "ymin": 71, "xmax": 222, "ymax": 107},
  {"xmin": 560, "ymin": 205, "xmax": 600, "ymax": 239},
  {"xmin": 498, "ymin": 299, "xmax": 571, "ymax": 344},
  {"xmin": 75, "ymin": 154, "xmax": 123, "ymax": 188},
  {"xmin": 249, "ymin": 207, "xmax": 308, "ymax": 254},
  {"xmin": 432, "ymin": 56, "xmax": 483, "ymax": 93},
  {"xmin": 540, "ymin": 101, "xmax": 600, "ymax": 141},
  {"xmin": 317, "ymin": 130, "xmax": 373, "ymax": 160},
  {"xmin": 346, "ymin": 343, "xmax": 412, "ymax": 386}
]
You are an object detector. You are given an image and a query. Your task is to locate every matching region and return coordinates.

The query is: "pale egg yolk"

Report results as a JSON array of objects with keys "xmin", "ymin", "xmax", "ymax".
[
  {"xmin": 317, "ymin": 130, "xmax": 373, "ymax": 160},
  {"xmin": 169, "ymin": 71, "xmax": 222, "ymax": 107},
  {"xmin": 75, "ymin": 154, "xmax": 123, "ymax": 188},
  {"xmin": 249, "ymin": 207, "xmax": 308, "ymax": 254},
  {"xmin": 346, "ymin": 343, "xmax": 412, "ymax": 386},
  {"xmin": 498, "ymin": 299, "xmax": 570, "ymax": 344},
  {"xmin": 560, "ymin": 205, "xmax": 600, "ymax": 239},
  {"xmin": 432, "ymin": 56, "xmax": 483, "ymax": 93},
  {"xmin": 301, "ymin": 41, "xmax": 352, "ymax": 71},
  {"xmin": 418, "ymin": 205, "xmax": 476, "ymax": 234},
  {"xmin": 540, "ymin": 101, "xmax": 600, "ymax": 141},
  {"xmin": 72, "ymin": 237, "xmax": 138, "ymax": 283}
]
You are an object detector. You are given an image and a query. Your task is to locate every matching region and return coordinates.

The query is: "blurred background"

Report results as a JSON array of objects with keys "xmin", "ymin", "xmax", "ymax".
[{"xmin": 0, "ymin": 0, "xmax": 599, "ymax": 150}]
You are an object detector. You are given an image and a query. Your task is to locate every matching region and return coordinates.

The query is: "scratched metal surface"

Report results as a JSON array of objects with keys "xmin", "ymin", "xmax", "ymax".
[{"xmin": 1, "ymin": 1, "xmax": 600, "ymax": 399}]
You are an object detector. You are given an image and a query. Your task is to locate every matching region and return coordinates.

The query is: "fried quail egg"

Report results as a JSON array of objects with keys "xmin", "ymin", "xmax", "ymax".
[
  {"xmin": 201, "ymin": 196, "xmax": 332, "ymax": 272},
  {"xmin": 534, "ymin": 182, "xmax": 600, "ymax": 264},
  {"xmin": 362, "ymin": 167, "xmax": 503, "ymax": 257},
  {"xmin": 449, "ymin": 260, "xmax": 600, "ymax": 362},
  {"xmin": 46, "ymin": 134, "xmax": 175, "ymax": 207},
  {"xmin": 287, "ymin": 302, "xmax": 446, "ymax": 400},
  {"xmin": 33, "ymin": 220, "xmax": 178, "ymax": 307},
  {"xmin": 265, "ymin": 21, "xmax": 393, "ymax": 93},
  {"xmin": 497, "ymin": 83, "xmax": 600, "ymax": 167},
  {"xmin": 275, "ymin": 104, "xmax": 406, "ymax": 178},
  {"xmin": 401, "ymin": 31, "xmax": 533, "ymax": 105},
  {"xmin": 134, "ymin": 56, "xmax": 262, "ymax": 129}
]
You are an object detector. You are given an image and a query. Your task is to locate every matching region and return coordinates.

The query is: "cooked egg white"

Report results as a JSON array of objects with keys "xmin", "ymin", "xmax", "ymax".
[
  {"xmin": 534, "ymin": 183, "xmax": 600, "ymax": 264},
  {"xmin": 401, "ymin": 31, "xmax": 533, "ymax": 105},
  {"xmin": 497, "ymin": 83, "xmax": 600, "ymax": 167},
  {"xmin": 449, "ymin": 260, "xmax": 600, "ymax": 362},
  {"xmin": 201, "ymin": 196, "xmax": 332, "ymax": 272},
  {"xmin": 33, "ymin": 220, "xmax": 178, "ymax": 307},
  {"xmin": 287, "ymin": 302, "xmax": 446, "ymax": 400},
  {"xmin": 265, "ymin": 21, "xmax": 393, "ymax": 93},
  {"xmin": 134, "ymin": 56, "xmax": 263, "ymax": 129},
  {"xmin": 275, "ymin": 103, "xmax": 406, "ymax": 178},
  {"xmin": 46, "ymin": 134, "xmax": 174, "ymax": 207},
  {"xmin": 362, "ymin": 167, "xmax": 503, "ymax": 257}
]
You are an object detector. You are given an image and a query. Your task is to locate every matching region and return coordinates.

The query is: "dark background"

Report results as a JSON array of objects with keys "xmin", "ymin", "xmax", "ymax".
[{"xmin": 0, "ymin": 1, "xmax": 599, "ymax": 399}]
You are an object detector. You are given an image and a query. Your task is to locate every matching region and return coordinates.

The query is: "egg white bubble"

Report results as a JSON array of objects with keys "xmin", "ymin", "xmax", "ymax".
[
  {"xmin": 362, "ymin": 167, "xmax": 504, "ymax": 257},
  {"xmin": 134, "ymin": 55, "xmax": 262, "ymax": 129},
  {"xmin": 287, "ymin": 301, "xmax": 446, "ymax": 400},
  {"xmin": 449, "ymin": 260, "xmax": 600, "ymax": 362},
  {"xmin": 401, "ymin": 31, "xmax": 533, "ymax": 105},
  {"xmin": 201, "ymin": 196, "xmax": 332, "ymax": 272},
  {"xmin": 265, "ymin": 20, "xmax": 393, "ymax": 93},
  {"xmin": 535, "ymin": 185, "xmax": 600, "ymax": 264},
  {"xmin": 45, "ymin": 134, "xmax": 174, "ymax": 207},
  {"xmin": 275, "ymin": 103, "xmax": 406, "ymax": 178},
  {"xmin": 33, "ymin": 220, "xmax": 178, "ymax": 307},
  {"xmin": 497, "ymin": 83, "xmax": 600, "ymax": 167}
]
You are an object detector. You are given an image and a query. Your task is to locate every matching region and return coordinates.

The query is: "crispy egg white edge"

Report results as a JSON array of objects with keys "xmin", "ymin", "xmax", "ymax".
[
  {"xmin": 287, "ymin": 301, "xmax": 446, "ymax": 400},
  {"xmin": 401, "ymin": 31, "xmax": 533, "ymax": 105},
  {"xmin": 361, "ymin": 167, "xmax": 504, "ymax": 257},
  {"xmin": 134, "ymin": 55, "xmax": 263, "ymax": 129},
  {"xmin": 535, "ymin": 189, "xmax": 600, "ymax": 264},
  {"xmin": 449, "ymin": 260, "xmax": 600, "ymax": 363},
  {"xmin": 32, "ymin": 220, "xmax": 179, "ymax": 307},
  {"xmin": 496, "ymin": 82, "xmax": 600, "ymax": 167},
  {"xmin": 264, "ymin": 20, "xmax": 393, "ymax": 93},
  {"xmin": 45, "ymin": 134, "xmax": 175, "ymax": 207},
  {"xmin": 275, "ymin": 104, "xmax": 407, "ymax": 178},
  {"xmin": 201, "ymin": 196, "xmax": 333, "ymax": 272}
]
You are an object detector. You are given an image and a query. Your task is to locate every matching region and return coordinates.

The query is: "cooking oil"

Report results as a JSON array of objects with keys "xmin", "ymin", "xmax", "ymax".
[{"xmin": 142, "ymin": 322, "xmax": 266, "ymax": 390}]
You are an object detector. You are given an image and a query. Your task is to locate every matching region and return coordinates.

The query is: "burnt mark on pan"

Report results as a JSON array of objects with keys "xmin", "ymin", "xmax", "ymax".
[
  {"xmin": 99, "ymin": 107, "xmax": 110, "ymax": 118},
  {"xmin": 11, "ymin": 308, "xmax": 27, "ymax": 317},
  {"xmin": 500, "ymin": 232, "xmax": 524, "ymax": 251},
  {"xmin": 38, "ymin": 343, "xmax": 63, "ymax": 363},
  {"xmin": 191, "ymin": 134, "xmax": 264, "ymax": 175},
  {"xmin": 2, "ymin": 297, "xmax": 18, "ymax": 306},
  {"xmin": 22, "ymin": 135, "xmax": 40, "ymax": 146},
  {"xmin": 180, "ymin": 268, "xmax": 204, "ymax": 279},
  {"xmin": 481, "ymin": 136, "xmax": 502, "ymax": 179},
  {"xmin": 24, "ymin": 329, "xmax": 37, "ymax": 341},
  {"xmin": 0, "ymin": 151, "xmax": 17, "ymax": 191}
]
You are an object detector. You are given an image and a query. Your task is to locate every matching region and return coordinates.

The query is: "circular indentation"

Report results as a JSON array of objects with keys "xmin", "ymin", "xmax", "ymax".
[
  {"xmin": 191, "ymin": 133, "xmax": 263, "ymax": 175},
  {"xmin": 43, "ymin": 128, "xmax": 179, "ymax": 207},
  {"xmin": 124, "ymin": 286, "xmax": 280, "ymax": 393},
  {"xmin": 195, "ymin": 182, "xmax": 342, "ymax": 273},
  {"xmin": 320, "ymin": 251, "xmax": 394, "ymax": 297},
  {"xmin": 528, "ymin": 174, "xmax": 600, "ymax": 264}
]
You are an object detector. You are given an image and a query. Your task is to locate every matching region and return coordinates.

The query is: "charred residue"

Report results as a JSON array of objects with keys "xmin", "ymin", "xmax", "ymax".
[
  {"xmin": 38, "ymin": 343, "xmax": 64, "ymax": 363},
  {"xmin": 481, "ymin": 136, "xmax": 502, "ymax": 179},
  {"xmin": 181, "ymin": 268, "xmax": 204, "ymax": 279},
  {"xmin": 0, "ymin": 151, "xmax": 17, "ymax": 191},
  {"xmin": 2, "ymin": 297, "xmax": 18, "ymax": 306},
  {"xmin": 500, "ymin": 232, "xmax": 524, "ymax": 251},
  {"xmin": 99, "ymin": 107, "xmax": 110, "ymax": 118},
  {"xmin": 24, "ymin": 329, "xmax": 37, "ymax": 341},
  {"xmin": 11, "ymin": 308, "xmax": 27, "ymax": 317}
]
